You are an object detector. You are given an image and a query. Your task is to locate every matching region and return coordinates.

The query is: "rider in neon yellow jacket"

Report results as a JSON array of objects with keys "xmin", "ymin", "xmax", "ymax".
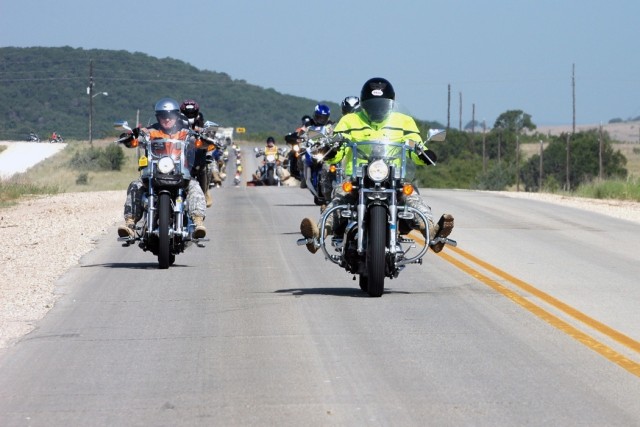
[{"xmin": 299, "ymin": 77, "xmax": 454, "ymax": 254}]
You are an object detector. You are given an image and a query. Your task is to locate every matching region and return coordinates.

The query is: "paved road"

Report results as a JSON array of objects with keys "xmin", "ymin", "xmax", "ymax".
[
  {"xmin": 0, "ymin": 141, "xmax": 67, "ymax": 179},
  {"xmin": 0, "ymin": 186, "xmax": 639, "ymax": 426}
]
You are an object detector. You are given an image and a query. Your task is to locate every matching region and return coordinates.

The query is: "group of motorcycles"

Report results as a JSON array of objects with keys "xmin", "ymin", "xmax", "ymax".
[
  {"xmin": 26, "ymin": 132, "xmax": 64, "ymax": 143},
  {"xmin": 111, "ymin": 114, "xmax": 456, "ymax": 297}
]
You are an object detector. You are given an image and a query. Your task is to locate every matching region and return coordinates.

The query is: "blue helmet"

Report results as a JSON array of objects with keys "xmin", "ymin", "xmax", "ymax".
[{"xmin": 313, "ymin": 104, "xmax": 331, "ymax": 126}]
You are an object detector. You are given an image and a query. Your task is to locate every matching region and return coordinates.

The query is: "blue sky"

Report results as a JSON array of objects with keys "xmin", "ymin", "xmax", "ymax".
[{"xmin": 1, "ymin": 0, "xmax": 638, "ymax": 126}]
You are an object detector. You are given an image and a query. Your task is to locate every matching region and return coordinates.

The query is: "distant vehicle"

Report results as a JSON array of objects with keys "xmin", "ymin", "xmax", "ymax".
[
  {"xmin": 26, "ymin": 132, "xmax": 40, "ymax": 142},
  {"xmin": 49, "ymin": 132, "xmax": 64, "ymax": 143}
]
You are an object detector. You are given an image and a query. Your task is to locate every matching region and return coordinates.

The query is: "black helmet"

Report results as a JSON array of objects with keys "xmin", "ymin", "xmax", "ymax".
[
  {"xmin": 154, "ymin": 97, "xmax": 181, "ymax": 121},
  {"xmin": 360, "ymin": 77, "xmax": 395, "ymax": 122},
  {"xmin": 266, "ymin": 136, "xmax": 275, "ymax": 144},
  {"xmin": 341, "ymin": 96, "xmax": 360, "ymax": 115},
  {"xmin": 180, "ymin": 99, "xmax": 200, "ymax": 119},
  {"xmin": 301, "ymin": 115, "xmax": 313, "ymax": 126}
]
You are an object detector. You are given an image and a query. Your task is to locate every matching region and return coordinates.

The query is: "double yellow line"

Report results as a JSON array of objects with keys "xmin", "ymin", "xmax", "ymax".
[
  {"xmin": 439, "ymin": 245, "xmax": 640, "ymax": 377},
  {"xmin": 410, "ymin": 232, "xmax": 640, "ymax": 377}
]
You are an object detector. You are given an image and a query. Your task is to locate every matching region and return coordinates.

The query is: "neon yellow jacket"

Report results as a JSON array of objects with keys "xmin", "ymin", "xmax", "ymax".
[{"xmin": 327, "ymin": 110, "xmax": 427, "ymax": 175}]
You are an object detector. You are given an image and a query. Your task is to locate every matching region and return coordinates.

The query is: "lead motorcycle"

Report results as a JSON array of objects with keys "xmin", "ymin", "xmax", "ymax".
[
  {"xmin": 298, "ymin": 129, "xmax": 456, "ymax": 297},
  {"xmin": 114, "ymin": 120, "xmax": 222, "ymax": 269}
]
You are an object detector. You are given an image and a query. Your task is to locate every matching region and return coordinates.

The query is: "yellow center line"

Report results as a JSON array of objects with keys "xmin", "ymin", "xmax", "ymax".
[
  {"xmin": 407, "ymin": 232, "xmax": 640, "ymax": 377},
  {"xmin": 437, "ymin": 250, "xmax": 640, "ymax": 378},
  {"xmin": 446, "ymin": 245, "xmax": 640, "ymax": 355}
]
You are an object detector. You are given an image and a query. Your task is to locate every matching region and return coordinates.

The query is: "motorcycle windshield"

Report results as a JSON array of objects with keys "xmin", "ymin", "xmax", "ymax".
[
  {"xmin": 142, "ymin": 138, "xmax": 194, "ymax": 180},
  {"xmin": 343, "ymin": 140, "xmax": 416, "ymax": 181}
]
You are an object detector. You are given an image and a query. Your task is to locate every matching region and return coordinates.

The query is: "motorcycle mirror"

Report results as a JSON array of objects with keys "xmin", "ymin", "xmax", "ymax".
[
  {"xmin": 254, "ymin": 147, "xmax": 259, "ymax": 153},
  {"xmin": 202, "ymin": 121, "xmax": 220, "ymax": 134},
  {"xmin": 427, "ymin": 129, "xmax": 446, "ymax": 142},
  {"xmin": 114, "ymin": 121, "xmax": 131, "ymax": 132}
]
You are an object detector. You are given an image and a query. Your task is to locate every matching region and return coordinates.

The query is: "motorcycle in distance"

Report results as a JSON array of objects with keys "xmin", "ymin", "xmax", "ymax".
[
  {"xmin": 253, "ymin": 146, "xmax": 286, "ymax": 186},
  {"xmin": 298, "ymin": 129, "xmax": 457, "ymax": 297},
  {"xmin": 300, "ymin": 129, "xmax": 338, "ymax": 206},
  {"xmin": 49, "ymin": 132, "xmax": 64, "ymax": 143},
  {"xmin": 114, "ymin": 120, "xmax": 223, "ymax": 269},
  {"xmin": 26, "ymin": 132, "xmax": 40, "ymax": 142}
]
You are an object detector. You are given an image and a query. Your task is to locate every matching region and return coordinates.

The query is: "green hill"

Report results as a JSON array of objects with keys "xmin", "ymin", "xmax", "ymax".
[{"xmin": 0, "ymin": 46, "xmax": 340, "ymax": 141}]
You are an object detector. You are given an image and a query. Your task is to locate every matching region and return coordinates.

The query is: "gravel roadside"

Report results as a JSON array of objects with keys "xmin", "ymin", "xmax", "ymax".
[
  {"xmin": 1, "ymin": 189, "xmax": 640, "ymax": 351},
  {"xmin": 0, "ymin": 191, "xmax": 124, "ymax": 349}
]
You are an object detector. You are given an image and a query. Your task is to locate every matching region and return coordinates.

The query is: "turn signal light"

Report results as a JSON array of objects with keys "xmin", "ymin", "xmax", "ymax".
[
  {"xmin": 342, "ymin": 181, "xmax": 353, "ymax": 193},
  {"xmin": 194, "ymin": 139, "xmax": 203, "ymax": 149},
  {"xmin": 402, "ymin": 183, "xmax": 414, "ymax": 196},
  {"xmin": 329, "ymin": 164, "xmax": 337, "ymax": 173},
  {"xmin": 131, "ymin": 139, "xmax": 139, "ymax": 148}
]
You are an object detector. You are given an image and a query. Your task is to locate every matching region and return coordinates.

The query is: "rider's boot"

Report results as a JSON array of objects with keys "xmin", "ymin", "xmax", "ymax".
[
  {"xmin": 300, "ymin": 217, "xmax": 319, "ymax": 254},
  {"xmin": 205, "ymin": 190, "xmax": 213, "ymax": 208},
  {"xmin": 192, "ymin": 216, "xmax": 207, "ymax": 239},
  {"xmin": 117, "ymin": 216, "xmax": 135, "ymax": 239},
  {"xmin": 430, "ymin": 214, "xmax": 454, "ymax": 253}
]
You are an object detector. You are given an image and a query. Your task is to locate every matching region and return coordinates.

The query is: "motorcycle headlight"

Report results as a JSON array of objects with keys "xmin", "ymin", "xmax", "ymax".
[
  {"xmin": 367, "ymin": 159, "xmax": 389, "ymax": 182},
  {"xmin": 266, "ymin": 154, "xmax": 276, "ymax": 162},
  {"xmin": 157, "ymin": 156, "xmax": 175, "ymax": 174}
]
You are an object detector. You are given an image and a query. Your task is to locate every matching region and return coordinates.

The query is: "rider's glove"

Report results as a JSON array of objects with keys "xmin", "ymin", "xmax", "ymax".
[{"xmin": 419, "ymin": 148, "xmax": 438, "ymax": 165}]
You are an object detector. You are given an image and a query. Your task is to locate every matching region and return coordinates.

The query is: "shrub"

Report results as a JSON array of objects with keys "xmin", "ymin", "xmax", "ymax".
[{"xmin": 69, "ymin": 144, "xmax": 125, "ymax": 171}]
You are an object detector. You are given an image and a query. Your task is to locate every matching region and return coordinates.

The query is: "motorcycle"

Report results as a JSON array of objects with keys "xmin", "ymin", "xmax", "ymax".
[
  {"xmin": 26, "ymin": 132, "xmax": 40, "ymax": 142},
  {"xmin": 298, "ymin": 129, "xmax": 457, "ymax": 297},
  {"xmin": 114, "ymin": 120, "xmax": 222, "ymax": 269},
  {"xmin": 49, "ymin": 133, "xmax": 64, "ymax": 143},
  {"xmin": 283, "ymin": 132, "xmax": 304, "ymax": 181},
  {"xmin": 253, "ymin": 146, "xmax": 286, "ymax": 186},
  {"xmin": 300, "ymin": 129, "xmax": 337, "ymax": 205},
  {"xmin": 193, "ymin": 122, "xmax": 220, "ymax": 195}
]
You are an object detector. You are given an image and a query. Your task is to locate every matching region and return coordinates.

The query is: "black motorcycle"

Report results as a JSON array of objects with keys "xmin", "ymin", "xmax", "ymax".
[
  {"xmin": 115, "ymin": 120, "xmax": 222, "ymax": 269},
  {"xmin": 298, "ymin": 130, "xmax": 456, "ymax": 297}
]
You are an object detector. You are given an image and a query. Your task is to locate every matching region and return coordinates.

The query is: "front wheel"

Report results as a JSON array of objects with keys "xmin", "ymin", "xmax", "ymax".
[
  {"xmin": 157, "ymin": 192, "xmax": 171, "ymax": 269},
  {"xmin": 366, "ymin": 205, "xmax": 387, "ymax": 297}
]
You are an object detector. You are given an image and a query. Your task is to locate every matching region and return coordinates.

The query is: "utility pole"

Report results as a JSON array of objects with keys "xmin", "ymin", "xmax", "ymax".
[
  {"xmin": 458, "ymin": 92, "xmax": 462, "ymax": 131},
  {"xmin": 565, "ymin": 133, "xmax": 571, "ymax": 190},
  {"xmin": 482, "ymin": 120, "xmax": 487, "ymax": 174},
  {"xmin": 88, "ymin": 59, "xmax": 94, "ymax": 145},
  {"xmin": 572, "ymin": 63, "xmax": 576, "ymax": 135},
  {"xmin": 447, "ymin": 84, "xmax": 451, "ymax": 131},
  {"xmin": 516, "ymin": 135, "xmax": 520, "ymax": 192},
  {"xmin": 539, "ymin": 139, "xmax": 544, "ymax": 191},
  {"xmin": 471, "ymin": 103, "xmax": 476, "ymax": 135},
  {"xmin": 599, "ymin": 123, "xmax": 603, "ymax": 179}
]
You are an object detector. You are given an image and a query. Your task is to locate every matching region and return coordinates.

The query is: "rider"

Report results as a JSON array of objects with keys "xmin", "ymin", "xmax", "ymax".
[
  {"xmin": 299, "ymin": 77, "xmax": 454, "ymax": 254},
  {"xmin": 180, "ymin": 99, "xmax": 213, "ymax": 207},
  {"xmin": 253, "ymin": 136, "xmax": 288, "ymax": 182},
  {"xmin": 310, "ymin": 103, "xmax": 333, "ymax": 134},
  {"xmin": 117, "ymin": 98, "xmax": 208, "ymax": 239},
  {"xmin": 340, "ymin": 96, "xmax": 360, "ymax": 115},
  {"xmin": 307, "ymin": 104, "xmax": 336, "ymax": 205}
]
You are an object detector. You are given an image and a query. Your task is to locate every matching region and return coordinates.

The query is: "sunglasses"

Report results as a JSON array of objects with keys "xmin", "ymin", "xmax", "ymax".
[{"xmin": 157, "ymin": 111, "xmax": 177, "ymax": 120}]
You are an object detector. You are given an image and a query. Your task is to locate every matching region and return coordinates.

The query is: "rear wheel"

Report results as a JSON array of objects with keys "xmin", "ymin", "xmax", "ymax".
[
  {"xmin": 266, "ymin": 168, "xmax": 277, "ymax": 186},
  {"xmin": 366, "ymin": 205, "xmax": 387, "ymax": 297},
  {"xmin": 158, "ymin": 193, "xmax": 171, "ymax": 269}
]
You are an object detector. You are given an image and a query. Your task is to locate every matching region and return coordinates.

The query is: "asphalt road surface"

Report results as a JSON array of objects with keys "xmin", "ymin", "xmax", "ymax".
[{"xmin": 0, "ymin": 183, "xmax": 639, "ymax": 425}]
